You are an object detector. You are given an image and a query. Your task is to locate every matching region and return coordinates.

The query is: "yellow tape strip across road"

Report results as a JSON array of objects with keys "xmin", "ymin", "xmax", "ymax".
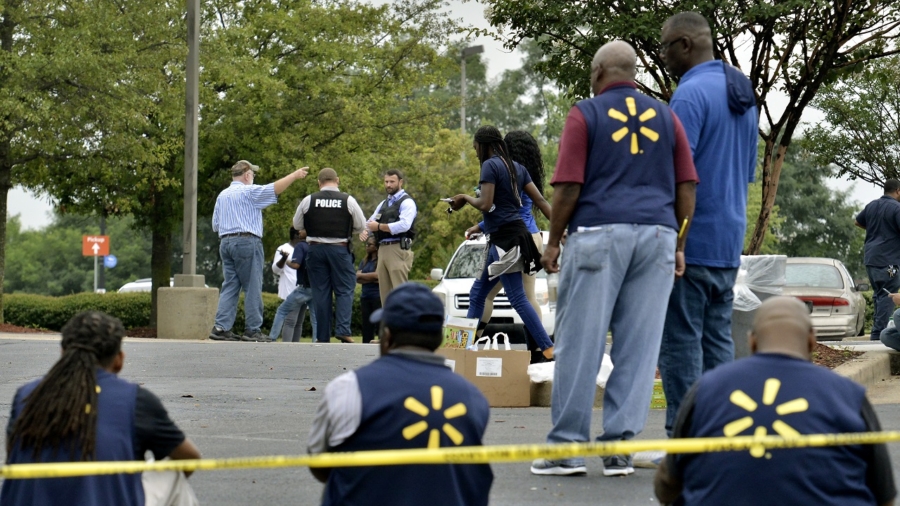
[{"xmin": 4, "ymin": 431, "xmax": 900, "ymax": 480}]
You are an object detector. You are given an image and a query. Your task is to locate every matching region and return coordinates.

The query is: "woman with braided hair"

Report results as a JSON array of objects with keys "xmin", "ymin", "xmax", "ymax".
[
  {"xmin": 464, "ymin": 130, "xmax": 552, "ymax": 362},
  {"xmin": 450, "ymin": 125, "xmax": 554, "ymax": 360},
  {"xmin": 2, "ymin": 311, "xmax": 200, "ymax": 506}
]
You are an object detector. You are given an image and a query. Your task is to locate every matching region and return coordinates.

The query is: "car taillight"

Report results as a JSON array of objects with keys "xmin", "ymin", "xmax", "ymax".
[{"xmin": 797, "ymin": 296, "xmax": 849, "ymax": 306}]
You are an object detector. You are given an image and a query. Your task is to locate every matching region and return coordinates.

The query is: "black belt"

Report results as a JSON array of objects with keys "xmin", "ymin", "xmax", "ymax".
[
  {"xmin": 221, "ymin": 232, "xmax": 259, "ymax": 239},
  {"xmin": 309, "ymin": 241, "xmax": 348, "ymax": 246}
]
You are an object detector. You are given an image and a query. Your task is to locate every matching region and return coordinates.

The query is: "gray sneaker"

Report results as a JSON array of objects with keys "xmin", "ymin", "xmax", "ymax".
[
  {"xmin": 530, "ymin": 458, "xmax": 587, "ymax": 476},
  {"xmin": 240, "ymin": 331, "xmax": 271, "ymax": 342},
  {"xmin": 209, "ymin": 327, "xmax": 238, "ymax": 341},
  {"xmin": 602, "ymin": 454, "xmax": 634, "ymax": 476}
]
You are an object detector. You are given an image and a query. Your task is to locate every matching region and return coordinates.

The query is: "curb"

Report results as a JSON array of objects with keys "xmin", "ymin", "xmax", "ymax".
[
  {"xmin": 530, "ymin": 351, "xmax": 900, "ymax": 407},
  {"xmin": 834, "ymin": 351, "xmax": 892, "ymax": 388}
]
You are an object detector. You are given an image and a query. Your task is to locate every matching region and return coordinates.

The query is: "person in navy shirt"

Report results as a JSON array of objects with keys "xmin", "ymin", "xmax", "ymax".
[
  {"xmin": 855, "ymin": 179, "xmax": 900, "ymax": 342},
  {"xmin": 449, "ymin": 125, "xmax": 554, "ymax": 360},
  {"xmin": 2, "ymin": 311, "xmax": 201, "ymax": 506},
  {"xmin": 656, "ymin": 12, "xmax": 760, "ymax": 441},
  {"xmin": 655, "ymin": 297, "xmax": 895, "ymax": 506},
  {"xmin": 357, "ymin": 235, "xmax": 381, "ymax": 343},
  {"xmin": 308, "ymin": 283, "xmax": 492, "ymax": 506},
  {"xmin": 269, "ymin": 232, "xmax": 314, "ymax": 342}
]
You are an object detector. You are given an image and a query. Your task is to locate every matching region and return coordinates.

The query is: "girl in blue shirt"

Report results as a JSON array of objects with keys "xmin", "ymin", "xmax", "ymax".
[{"xmin": 450, "ymin": 126, "xmax": 554, "ymax": 359}]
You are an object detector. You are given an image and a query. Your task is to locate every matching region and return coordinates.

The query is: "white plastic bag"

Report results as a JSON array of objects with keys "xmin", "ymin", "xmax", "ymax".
[
  {"xmin": 526, "ymin": 353, "xmax": 614, "ymax": 387},
  {"xmin": 732, "ymin": 255, "xmax": 787, "ymax": 312}
]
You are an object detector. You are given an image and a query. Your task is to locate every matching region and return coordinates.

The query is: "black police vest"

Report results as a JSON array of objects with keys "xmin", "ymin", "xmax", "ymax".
[
  {"xmin": 375, "ymin": 194, "xmax": 416, "ymax": 242},
  {"xmin": 304, "ymin": 191, "xmax": 352, "ymax": 239}
]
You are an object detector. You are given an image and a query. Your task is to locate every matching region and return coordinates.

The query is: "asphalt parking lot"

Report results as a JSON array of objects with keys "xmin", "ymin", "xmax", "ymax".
[{"xmin": 2, "ymin": 335, "xmax": 900, "ymax": 505}]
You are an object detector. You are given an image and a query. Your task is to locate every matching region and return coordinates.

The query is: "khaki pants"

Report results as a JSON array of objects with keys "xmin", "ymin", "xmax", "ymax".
[{"xmin": 377, "ymin": 242, "xmax": 414, "ymax": 304}]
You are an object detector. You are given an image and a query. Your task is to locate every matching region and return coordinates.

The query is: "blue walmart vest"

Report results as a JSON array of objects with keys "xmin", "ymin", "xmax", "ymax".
[
  {"xmin": 1, "ymin": 370, "xmax": 142, "ymax": 506},
  {"xmin": 323, "ymin": 353, "xmax": 493, "ymax": 506},
  {"xmin": 571, "ymin": 84, "xmax": 677, "ymax": 231},
  {"xmin": 680, "ymin": 353, "xmax": 873, "ymax": 506}
]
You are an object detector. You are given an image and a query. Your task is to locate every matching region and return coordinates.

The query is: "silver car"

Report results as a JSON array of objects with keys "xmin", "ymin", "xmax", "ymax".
[{"xmin": 781, "ymin": 257, "xmax": 868, "ymax": 340}]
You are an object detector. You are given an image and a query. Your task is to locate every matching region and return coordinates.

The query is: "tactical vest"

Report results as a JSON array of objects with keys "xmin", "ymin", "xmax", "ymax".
[
  {"xmin": 323, "ymin": 354, "xmax": 493, "ymax": 506},
  {"xmin": 679, "ymin": 353, "xmax": 873, "ymax": 506},
  {"xmin": 304, "ymin": 190, "xmax": 353, "ymax": 239},
  {"xmin": 1, "ymin": 370, "xmax": 143, "ymax": 506},
  {"xmin": 571, "ymin": 84, "xmax": 678, "ymax": 231},
  {"xmin": 375, "ymin": 194, "xmax": 416, "ymax": 242}
]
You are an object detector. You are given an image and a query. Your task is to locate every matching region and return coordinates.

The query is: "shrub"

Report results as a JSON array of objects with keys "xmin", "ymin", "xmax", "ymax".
[{"xmin": 4, "ymin": 279, "xmax": 440, "ymax": 336}]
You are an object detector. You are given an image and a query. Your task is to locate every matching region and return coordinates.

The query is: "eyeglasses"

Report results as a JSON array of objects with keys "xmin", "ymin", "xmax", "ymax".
[{"xmin": 659, "ymin": 37, "xmax": 684, "ymax": 53}]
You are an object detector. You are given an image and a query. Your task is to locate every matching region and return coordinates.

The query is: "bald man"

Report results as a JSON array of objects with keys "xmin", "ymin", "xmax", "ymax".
[
  {"xmin": 533, "ymin": 40, "xmax": 697, "ymax": 477},
  {"xmin": 293, "ymin": 168, "xmax": 366, "ymax": 343},
  {"xmin": 654, "ymin": 297, "xmax": 896, "ymax": 506},
  {"xmin": 656, "ymin": 11, "xmax": 760, "ymax": 439}
]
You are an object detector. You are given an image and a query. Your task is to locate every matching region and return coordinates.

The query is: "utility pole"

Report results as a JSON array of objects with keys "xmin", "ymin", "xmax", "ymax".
[{"xmin": 178, "ymin": 0, "xmax": 202, "ymax": 287}]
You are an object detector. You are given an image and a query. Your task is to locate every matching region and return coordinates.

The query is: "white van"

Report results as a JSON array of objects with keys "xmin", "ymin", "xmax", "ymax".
[{"xmin": 430, "ymin": 232, "xmax": 554, "ymax": 344}]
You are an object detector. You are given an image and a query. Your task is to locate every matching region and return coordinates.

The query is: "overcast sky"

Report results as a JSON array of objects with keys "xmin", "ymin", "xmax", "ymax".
[{"xmin": 7, "ymin": 0, "xmax": 881, "ymax": 230}]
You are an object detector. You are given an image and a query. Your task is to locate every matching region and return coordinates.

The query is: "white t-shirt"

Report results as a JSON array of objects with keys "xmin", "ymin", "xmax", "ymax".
[{"xmin": 272, "ymin": 242, "xmax": 297, "ymax": 299}]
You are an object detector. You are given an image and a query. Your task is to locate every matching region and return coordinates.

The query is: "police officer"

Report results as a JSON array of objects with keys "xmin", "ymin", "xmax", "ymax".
[
  {"xmin": 293, "ymin": 168, "xmax": 366, "ymax": 343},
  {"xmin": 362, "ymin": 169, "xmax": 417, "ymax": 304}
]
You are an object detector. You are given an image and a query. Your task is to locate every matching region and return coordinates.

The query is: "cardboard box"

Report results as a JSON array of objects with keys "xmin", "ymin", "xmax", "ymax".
[
  {"xmin": 437, "ymin": 348, "xmax": 531, "ymax": 407},
  {"xmin": 442, "ymin": 316, "xmax": 478, "ymax": 348}
]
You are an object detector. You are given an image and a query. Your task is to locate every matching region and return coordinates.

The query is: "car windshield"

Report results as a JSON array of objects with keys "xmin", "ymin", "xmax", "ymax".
[
  {"xmin": 785, "ymin": 263, "xmax": 844, "ymax": 289},
  {"xmin": 444, "ymin": 243, "xmax": 549, "ymax": 279},
  {"xmin": 445, "ymin": 244, "xmax": 486, "ymax": 279}
]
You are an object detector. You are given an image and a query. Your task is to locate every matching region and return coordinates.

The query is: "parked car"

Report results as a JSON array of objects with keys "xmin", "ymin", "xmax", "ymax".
[
  {"xmin": 117, "ymin": 278, "xmax": 174, "ymax": 293},
  {"xmin": 430, "ymin": 233, "xmax": 554, "ymax": 344},
  {"xmin": 781, "ymin": 257, "xmax": 868, "ymax": 340}
]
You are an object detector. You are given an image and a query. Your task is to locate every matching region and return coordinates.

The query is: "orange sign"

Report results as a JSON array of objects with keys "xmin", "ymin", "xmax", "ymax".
[{"xmin": 82, "ymin": 235, "xmax": 110, "ymax": 256}]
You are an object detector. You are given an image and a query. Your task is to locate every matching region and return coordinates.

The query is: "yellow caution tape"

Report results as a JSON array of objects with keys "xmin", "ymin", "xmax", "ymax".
[{"xmin": 3, "ymin": 431, "xmax": 900, "ymax": 480}]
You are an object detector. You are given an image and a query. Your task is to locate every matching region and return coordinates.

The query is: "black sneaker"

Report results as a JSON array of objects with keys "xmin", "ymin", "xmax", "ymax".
[
  {"xmin": 240, "ymin": 331, "xmax": 271, "ymax": 342},
  {"xmin": 209, "ymin": 327, "xmax": 238, "ymax": 341}
]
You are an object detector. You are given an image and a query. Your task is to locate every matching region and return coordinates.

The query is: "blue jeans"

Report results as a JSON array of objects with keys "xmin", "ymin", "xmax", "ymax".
[
  {"xmin": 307, "ymin": 244, "xmax": 356, "ymax": 343},
  {"xmin": 270, "ymin": 286, "xmax": 314, "ymax": 341},
  {"xmin": 547, "ymin": 224, "xmax": 676, "ymax": 465},
  {"xmin": 866, "ymin": 265, "xmax": 900, "ymax": 341},
  {"xmin": 466, "ymin": 244, "xmax": 552, "ymax": 350},
  {"xmin": 214, "ymin": 236, "xmax": 265, "ymax": 332},
  {"xmin": 659, "ymin": 264, "xmax": 738, "ymax": 435},
  {"xmin": 880, "ymin": 307, "xmax": 900, "ymax": 351}
]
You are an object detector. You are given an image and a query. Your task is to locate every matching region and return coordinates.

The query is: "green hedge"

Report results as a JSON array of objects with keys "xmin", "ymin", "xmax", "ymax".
[{"xmin": 5, "ymin": 279, "xmax": 442, "ymax": 335}]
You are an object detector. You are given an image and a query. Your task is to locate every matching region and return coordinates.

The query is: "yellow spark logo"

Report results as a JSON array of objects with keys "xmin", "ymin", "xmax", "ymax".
[
  {"xmin": 401, "ymin": 386, "xmax": 468, "ymax": 449},
  {"xmin": 608, "ymin": 97, "xmax": 660, "ymax": 154},
  {"xmin": 723, "ymin": 378, "xmax": 808, "ymax": 458}
]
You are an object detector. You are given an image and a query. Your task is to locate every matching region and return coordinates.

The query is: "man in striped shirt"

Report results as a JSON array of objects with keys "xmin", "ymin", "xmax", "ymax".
[{"xmin": 210, "ymin": 160, "xmax": 309, "ymax": 342}]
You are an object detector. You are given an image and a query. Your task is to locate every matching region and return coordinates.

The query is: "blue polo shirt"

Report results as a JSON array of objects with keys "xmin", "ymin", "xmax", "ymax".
[
  {"xmin": 856, "ymin": 195, "xmax": 900, "ymax": 267},
  {"xmin": 671, "ymin": 61, "xmax": 758, "ymax": 268}
]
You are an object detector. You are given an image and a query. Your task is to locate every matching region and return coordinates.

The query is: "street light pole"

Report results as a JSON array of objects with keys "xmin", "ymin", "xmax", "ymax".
[
  {"xmin": 460, "ymin": 45, "xmax": 484, "ymax": 136},
  {"xmin": 181, "ymin": 0, "xmax": 200, "ymax": 283}
]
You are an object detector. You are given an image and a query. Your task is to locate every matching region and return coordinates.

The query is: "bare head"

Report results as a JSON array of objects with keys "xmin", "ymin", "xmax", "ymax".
[
  {"xmin": 884, "ymin": 179, "xmax": 900, "ymax": 200},
  {"xmin": 660, "ymin": 12, "xmax": 714, "ymax": 79},
  {"xmin": 749, "ymin": 297, "xmax": 816, "ymax": 360},
  {"xmin": 590, "ymin": 40, "xmax": 637, "ymax": 96},
  {"xmin": 383, "ymin": 169, "xmax": 404, "ymax": 196},
  {"xmin": 317, "ymin": 168, "xmax": 339, "ymax": 188}
]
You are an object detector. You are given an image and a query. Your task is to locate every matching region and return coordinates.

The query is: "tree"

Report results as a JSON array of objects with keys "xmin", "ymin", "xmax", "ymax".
[
  {"xmin": 481, "ymin": 0, "xmax": 900, "ymax": 254},
  {"xmin": 771, "ymin": 149, "xmax": 866, "ymax": 279},
  {"xmin": 804, "ymin": 55, "xmax": 900, "ymax": 186},
  {"xmin": 4, "ymin": 214, "xmax": 153, "ymax": 296}
]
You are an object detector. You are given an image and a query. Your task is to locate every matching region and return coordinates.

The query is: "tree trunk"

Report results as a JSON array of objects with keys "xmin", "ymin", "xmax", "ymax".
[
  {"xmin": 150, "ymin": 225, "xmax": 172, "ymax": 328},
  {"xmin": 0, "ymin": 157, "xmax": 11, "ymax": 324}
]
